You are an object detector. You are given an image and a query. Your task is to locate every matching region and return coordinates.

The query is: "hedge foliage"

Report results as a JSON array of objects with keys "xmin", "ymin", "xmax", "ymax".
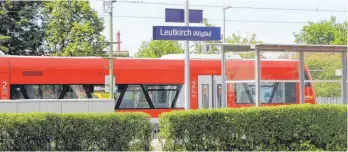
[
  {"xmin": 158, "ymin": 104, "xmax": 347, "ymax": 151},
  {"xmin": 0, "ymin": 112, "xmax": 153, "ymax": 151}
]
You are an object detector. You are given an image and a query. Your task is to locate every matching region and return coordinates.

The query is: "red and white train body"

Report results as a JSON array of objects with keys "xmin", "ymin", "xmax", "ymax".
[{"xmin": 0, "ymin": 54, "xmax": 316, "ymax": 118}]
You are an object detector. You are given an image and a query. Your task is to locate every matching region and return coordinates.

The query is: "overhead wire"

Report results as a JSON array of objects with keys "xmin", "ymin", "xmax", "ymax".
[
  {"xmin": 116, "ymin": 0, "xmax": 348, "ymax": 13},
  {"xmin": 96, "ymin": 15, "xmax": 317, "ymax": 24},
  {"xmin": 96, "ymin": 0, "xmax": 347, "ymax": 24}
]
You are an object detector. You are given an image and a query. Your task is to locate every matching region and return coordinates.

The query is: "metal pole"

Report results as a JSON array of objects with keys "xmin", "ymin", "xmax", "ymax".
[
  {"xmin": 221, "ymin": 45, "xmax": 227, "ymax": 107},
  {"xmin": 255, "ymin": 48, "xmax": 261, "ymax": 107},
  {"xmin": 184, "ymin": 0, "xmax": 190, "ymax": 110},
  {"xmin": 222, "ymin": 6, "xmax": 231, "ymax": 43},
  {"xmin": 341, "ymin": 52, "xmax": 347, "ymax": 104},
  {"xmin": 109, "ymin": 3, "xmax": 114, "ymax": 99},
  {"xmin": 223, "ymin": 9, "xmax": 226, "ymax": 43},
  {"xmin": 299, "ymin": 51, "xmax": 305, "ymax": 104}
]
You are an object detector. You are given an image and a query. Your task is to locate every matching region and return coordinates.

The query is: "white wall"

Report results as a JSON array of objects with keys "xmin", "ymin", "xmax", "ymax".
[{"xmin": 0, "ymin": 99, "xmax": 115, "ymax": 113}]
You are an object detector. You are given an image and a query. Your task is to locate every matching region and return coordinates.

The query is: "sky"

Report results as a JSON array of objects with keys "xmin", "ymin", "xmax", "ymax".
[{"xmin": 89, "ymin": 0, "xmax": 348, "ymax": 57}]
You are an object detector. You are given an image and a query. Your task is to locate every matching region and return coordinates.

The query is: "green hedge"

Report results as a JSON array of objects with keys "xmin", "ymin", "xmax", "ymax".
[
  {"xmin": 158, "ymin": 104, "xmax": 347, "ymax": 151},
  {"xmin": 0, "ymin": 112, "xmax": 153, "ymax": 151}
]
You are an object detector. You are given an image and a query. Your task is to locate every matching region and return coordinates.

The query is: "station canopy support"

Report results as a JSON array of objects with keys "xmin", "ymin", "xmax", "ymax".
[{"xmin": 202, "ymin": 43, "xmax": 347, "ymax": 107}]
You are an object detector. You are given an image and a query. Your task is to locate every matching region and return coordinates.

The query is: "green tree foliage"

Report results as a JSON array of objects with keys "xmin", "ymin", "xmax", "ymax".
[
  {"xmin": 294, "ymin": 16, "xmax": 347, "ymax": 45},
  {"xmin": 191, "ymin": 18, "xmax": 222, "ymax": 54},
  {"xmin": 304, "ymin": 53, "xmax": 342, "ymax": 97},
  {"xmin": 191, "ymin": 18, "xmax": 265, "ymax": 59},
  {"xmin": 43, "ymin": 0, "xmax": 106, "ymax": 56},
  {"xmin": 277, "ymin": 52, "xmax": 293, "ymax": 59},
  {"xmin": 0, "ymin": 34, "xmax": 10, "ymax": 52},
  {"xmin": 292, "ymin": 16, "xmax": 347, "ymax": 97},
  {"xmin": 135, "ymin": 40, "xmax": 184, "ymax": 58},
  {"xmin": 0, "ymin": 0, "xmax": 45, "ymax": 55},
  {"xmin": 226, "ymin": 32, "xmax": 262, "ymax": 44},
  {"xmin": 226, "ymin": 31, "xmax": 265, "ymax": 59},
  {"xmin": 290, "ymin": 52, "xmax": 342, "ymax": 97}
]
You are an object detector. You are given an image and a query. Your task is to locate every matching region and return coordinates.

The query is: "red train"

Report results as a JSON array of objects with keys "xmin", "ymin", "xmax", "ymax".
[{"xmin": 0, "ymin": 54, "xmax": 316, "ymax": 118}]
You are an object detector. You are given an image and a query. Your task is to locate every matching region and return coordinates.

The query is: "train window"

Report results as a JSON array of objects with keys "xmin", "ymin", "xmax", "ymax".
[
  {"xmin": 202, "ymin": 84, "xmax": 209, "ymax": 108},
  {"xmin": 119, "ymin": 85, "xmax": 150, "ymax": 109},
  {"xmin": 235, "ymin": 83, "xmax": 252, "ymax": 104},
  {"xmin": 63, "ymin": 85, "xmax": 88, "ymax": 99},
  {"xmin": 10, "ymin": 85, "xmax": 25, "ymax": 99},
  {"xmin": 10, "ymin": 84, "xmax": 102, "ymax": 100},
  {"xmin": 115, "ymin": 84, "xmax": 183, "ymax": 109},
  {"xmin": 90, "ymin": 85, "xmax": 118, "ymax": 99},
  {"xmin": 216, "ymin": 84, "xmax": 222, "ymax": 108},
  {"xmin": 10, "ymin": 85, "xmax": 64, "ymax": 99},
  {"xmin": 285, "ymin": 83, "xmax": 297, "ymax": 102},
  {"xmin": 10, "ymin": 83, "xmax": 183, "ymax": 109},
  {"xmin": 305, "ymin": 73, "xmax": 311, "ymax": 87},
  {"xmin": 146, "ymin": 85, "xmax": 178, "ymax": 108},
  {"xmin": 235, "ymin": 82, "xmax": 296, "ymax": 104}
]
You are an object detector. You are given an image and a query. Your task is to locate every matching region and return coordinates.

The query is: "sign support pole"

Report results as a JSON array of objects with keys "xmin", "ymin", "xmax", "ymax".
[
  {"xmin": 109, "ymin": 2, "xmax": 114, "ymax": 99},
  {"xmin": 184, "ymin": 0, "xmax": 190, "ymax": 110}
]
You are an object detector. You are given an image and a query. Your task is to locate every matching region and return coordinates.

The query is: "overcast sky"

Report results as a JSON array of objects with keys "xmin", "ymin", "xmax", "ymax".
[{"xmin": 89, "ymin": 0, "xmax": 347, "ymax": 57}]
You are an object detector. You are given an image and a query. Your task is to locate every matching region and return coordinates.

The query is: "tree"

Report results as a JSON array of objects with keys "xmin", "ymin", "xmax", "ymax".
[
  {"xmin": 191, "ymin": 18, "xmax": 265, "ymax": 59},
  {"xmin": 191, "ymin": 18, "xmax": 222, "ymax": 54},
  {"xmin": 135, "ymin": 40, "xmax": 184, "ymax": 58},
  {"xmin": 293, "ymin": 16, "xmax": 347, "ymax": 45},
  {"xmin": 293, "ymin": 16, "xmax": 347, "ymax": 97},
  {"xmin": 277, "ymin": 52, "xmax": 293, "ymax": 59},
  {"xmin": 0, "ymin": 0, "xmax": 45, "ymax": 55},
  {"xmin": 0, "ymin": 35, "xmax": 10, "ymax": 52},
  {"xmin": 225, "ymin": 31, "xmax": 265, "ymax": 59},
  {"xmin": 43, "ymin": 0, "xmax": 106, "ymax": 56},
  {"xmin": 304, "ymin": 53, "xmax": 341, "ymax": 97},
  {"xmin": 226, "ymin": 32, "xmax": 262, "ymax": 44}
]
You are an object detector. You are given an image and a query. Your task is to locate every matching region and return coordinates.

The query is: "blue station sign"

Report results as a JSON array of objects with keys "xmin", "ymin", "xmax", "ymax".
[
  {"xmin": 165, "ymin": 8, "xmax": 203, "ymax": 23},
  {"xmin": 152, "ymin": 26, "xmax": 221, "ymax": 41}
]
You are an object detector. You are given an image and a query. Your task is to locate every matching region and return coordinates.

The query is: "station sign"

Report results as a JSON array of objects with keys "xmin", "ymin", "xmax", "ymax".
[
  {"xmin": 152, "ymin": 26, "xmax": 221, "ymax": 41},
  {"xmin": 165, "ymin": 8, "xmax": 203, "ymax": 23}
]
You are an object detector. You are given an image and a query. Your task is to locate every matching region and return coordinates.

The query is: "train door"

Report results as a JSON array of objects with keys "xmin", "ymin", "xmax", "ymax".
[{"xmin": 198, "ymin": 75, "xmax": 222, "ymax": 109}]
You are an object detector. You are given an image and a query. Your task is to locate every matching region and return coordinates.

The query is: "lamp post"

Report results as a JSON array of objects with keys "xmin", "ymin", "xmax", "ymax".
[
  {"xmin": 223, "ymin": 6, "xmax": 231, "ymax": 43},
  {"xmin": 104, "ymin": 0, "xmax": 117, "ymax": 99},
  {"xmin": 221, "ymin": 6, "xmax": 231, "ymax": 108},
  {"xmin": 184, "ymin": 0, "xmax": 190, "ymax": 110}
]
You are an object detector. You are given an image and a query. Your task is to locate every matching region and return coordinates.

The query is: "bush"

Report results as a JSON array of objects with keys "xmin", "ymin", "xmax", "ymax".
[
  {"xmin": 0, "ymin": 112, "xmax": 153, "ymax": 151},
  {"xmin": 158, "ymin": 104, "xmax": 347, "ymax": 151}
]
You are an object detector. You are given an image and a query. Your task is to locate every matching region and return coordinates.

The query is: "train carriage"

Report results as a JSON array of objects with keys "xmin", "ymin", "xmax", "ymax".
[{"xmin": 0, "ymin": 54, "xmax": 316, "ymax": 118}]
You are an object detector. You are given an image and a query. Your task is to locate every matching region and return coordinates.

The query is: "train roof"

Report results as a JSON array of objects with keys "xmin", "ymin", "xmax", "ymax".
[{"xmin": 0, "ymin": 54, "xmax": 298, "ymax": 62}]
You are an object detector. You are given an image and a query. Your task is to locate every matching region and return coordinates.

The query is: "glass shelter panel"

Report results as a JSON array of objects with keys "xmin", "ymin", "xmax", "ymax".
[
  {"xmin": 235, "ymin": 82, "xmax": 296, "ymax": 103},
  {"xmin": 304, "ymin": 52, "xmax": 344, "ymax": 104}
]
